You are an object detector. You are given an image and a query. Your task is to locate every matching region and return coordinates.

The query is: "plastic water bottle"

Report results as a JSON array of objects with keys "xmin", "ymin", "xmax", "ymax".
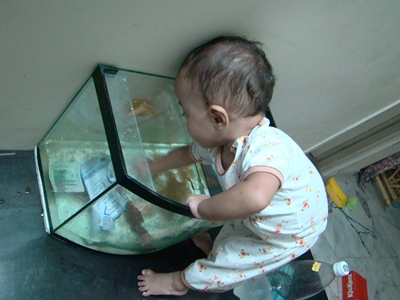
[
  {"xmin": 233, "ymin": 260, "xmax": 350, "ymax": 300},
  {"xmin": 233, "ymin": 274, "xmax": 272, "ymax": 300}
]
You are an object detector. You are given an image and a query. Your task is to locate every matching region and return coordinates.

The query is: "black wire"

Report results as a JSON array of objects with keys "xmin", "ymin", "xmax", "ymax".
[{"xmin": 332, "ymin": 203, "xmax": 377, "ymax": 255}]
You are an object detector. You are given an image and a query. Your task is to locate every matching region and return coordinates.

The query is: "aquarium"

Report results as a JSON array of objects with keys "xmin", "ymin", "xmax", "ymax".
[{"xmin": 35, "ymin": 65, "xmax": 221, "ymax": 255}]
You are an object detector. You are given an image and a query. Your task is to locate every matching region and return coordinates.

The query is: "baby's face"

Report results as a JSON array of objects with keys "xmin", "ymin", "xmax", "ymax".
[{"xmin": 175, "ymin": 72, "xmax": 220, "ymax": 148}]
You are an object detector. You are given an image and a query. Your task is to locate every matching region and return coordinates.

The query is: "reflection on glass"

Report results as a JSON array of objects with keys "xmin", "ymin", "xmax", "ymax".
[
  {"xmin": 38, "ymin": 79, "xmax": 114, "ymax": 229},
  {"xmin": 105, "ymin": 70, "xmax": 209, "ymax": 204},
  {"xmin": 55, "ymin": 185, "xmax": 212, "ymax": 254},
  {"xmin": 36, "ymin": 66, "xmax": 220, "ymax": 255},
  {"xmin": 144, "ymin": 145, "xmax": 209, "ymax": 204}
]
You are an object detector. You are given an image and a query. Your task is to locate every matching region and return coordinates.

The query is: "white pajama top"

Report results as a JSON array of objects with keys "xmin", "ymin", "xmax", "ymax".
[{"xmin": 183, "ymin": 118, "xmax": 328, "ymax": 292}]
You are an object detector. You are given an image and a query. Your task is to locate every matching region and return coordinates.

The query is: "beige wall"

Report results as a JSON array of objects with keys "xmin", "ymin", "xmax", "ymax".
[{"xmin": 1, "ymin": 0, "xmax": 399, "ymax": 150}]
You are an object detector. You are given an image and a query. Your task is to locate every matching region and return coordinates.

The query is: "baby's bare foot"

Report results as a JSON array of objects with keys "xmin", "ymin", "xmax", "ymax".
[
  {"xmin": 192, "ymin": 232, "xmax": 213, "ymax": 255},
  {"xmin": 137, "ymin": 269, "xmax": 188, "ymax": 297}
]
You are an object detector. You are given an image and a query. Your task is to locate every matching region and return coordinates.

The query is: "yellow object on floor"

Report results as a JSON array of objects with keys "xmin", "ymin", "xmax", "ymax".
[{"xmin": 325, "ymin": 177, "xmax": 348, "ymax": 207}]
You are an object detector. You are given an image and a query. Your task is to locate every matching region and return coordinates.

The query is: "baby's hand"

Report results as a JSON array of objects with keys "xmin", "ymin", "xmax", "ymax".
[
  {"xmin": 185, "ymin": 194, "xmax": 209, "ymax": 219},
  {"xmin": 131, "ymin": 158, "xmax": 154, "ymax": 178},
  {"xmin": 185, "ymin": 195, "xmax": 221, "ymax": 224}
]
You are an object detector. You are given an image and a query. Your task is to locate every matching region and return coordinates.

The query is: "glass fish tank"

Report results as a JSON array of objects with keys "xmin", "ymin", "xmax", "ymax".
[{"xmin": 35, "ymin": 65, "xmax": 221, "ymax": 255}]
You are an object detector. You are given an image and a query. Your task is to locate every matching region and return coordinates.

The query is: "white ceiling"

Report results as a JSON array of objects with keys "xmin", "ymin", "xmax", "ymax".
[{"xmin": 1, "ymin": 0, "xmax": 399, "ymax": 150}]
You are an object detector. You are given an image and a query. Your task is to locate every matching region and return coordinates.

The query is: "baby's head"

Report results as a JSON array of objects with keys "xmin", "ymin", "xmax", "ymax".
[{"xmin": 178, "ymin": 36, "xmax": 275, "ymax": 117}]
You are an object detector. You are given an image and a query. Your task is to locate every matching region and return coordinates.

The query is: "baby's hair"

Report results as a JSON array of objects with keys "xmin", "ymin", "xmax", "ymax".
[{"xmin": 179, "ymin": 36, "xmax": 275, "ymax": 117}]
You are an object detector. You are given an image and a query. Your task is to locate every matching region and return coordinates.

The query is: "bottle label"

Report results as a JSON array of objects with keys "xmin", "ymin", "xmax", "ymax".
[{"xmin": 312, "ymin": 262, "xmax": 321, "ymax": 272}]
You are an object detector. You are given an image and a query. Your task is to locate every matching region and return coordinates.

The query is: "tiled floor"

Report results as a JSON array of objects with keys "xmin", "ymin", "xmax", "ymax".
[{"xmin": 311, "ymin": 173, "xmax": 400, "ymax": 299}]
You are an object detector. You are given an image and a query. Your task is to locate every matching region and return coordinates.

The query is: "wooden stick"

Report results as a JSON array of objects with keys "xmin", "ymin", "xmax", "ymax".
[
  {"xmin": 376, "ymin": 174, "xmax": 391, "ymax": 205},
  {"xmin": 381, "ymin": 172, "xmax": 397, "ymax": 201},
  {"xmin": 387, "ymin": 168, "xmax": 400, "ymax": 182}
]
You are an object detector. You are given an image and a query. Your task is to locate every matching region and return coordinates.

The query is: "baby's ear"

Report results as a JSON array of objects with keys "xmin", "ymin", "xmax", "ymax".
[{"xmin": 209, "ymin": 105, "xmax": 229, "ymax": 130}]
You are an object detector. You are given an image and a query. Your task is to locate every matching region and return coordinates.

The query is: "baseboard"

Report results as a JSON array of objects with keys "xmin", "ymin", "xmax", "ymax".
[{"xmin": 309, "ymin": 100, "xmax": 400, "ymax": 177}]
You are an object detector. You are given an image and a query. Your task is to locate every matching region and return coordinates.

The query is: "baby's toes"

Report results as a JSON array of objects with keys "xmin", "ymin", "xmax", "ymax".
[{"xmin": 138, "ymin": 285, "xmax": 148, "ymax": 292}]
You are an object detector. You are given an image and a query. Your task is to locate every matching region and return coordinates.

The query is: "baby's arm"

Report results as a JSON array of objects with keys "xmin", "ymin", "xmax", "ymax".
[
  {"xmin": 186, "ymin": 172, "xmax": 280, "ymax": 221},
  {"xmin": 148, "ymin": 145, "xmax": 195, "ymax": 175}
]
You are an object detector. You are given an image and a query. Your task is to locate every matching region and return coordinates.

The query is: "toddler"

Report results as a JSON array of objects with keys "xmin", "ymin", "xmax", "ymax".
[{"xmin": 138, "ymin": 36, "xmax": 328, "ymax": 296}]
